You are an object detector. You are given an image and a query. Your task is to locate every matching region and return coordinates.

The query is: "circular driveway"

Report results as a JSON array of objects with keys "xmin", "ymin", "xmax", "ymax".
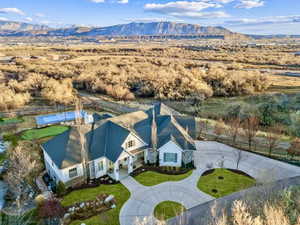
[
  {"xmin": 119, "ymin": 141, "xmax": 300, "ymax": 225},
  {"xmin": 119, "ymin": 169, "xmax": 213, "ymax": 225}
]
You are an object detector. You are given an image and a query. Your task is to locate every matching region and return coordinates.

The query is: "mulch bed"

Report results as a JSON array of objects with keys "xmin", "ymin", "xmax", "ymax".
[
  {"xmin": 45, "ymin": 174, "xmax": 119, "ymax": 197},
  {"xmin": 201, "ymin": 168, "xmax": 254, "ymax": 179},
  {"xmin": 131, "ymin": 165, "xmax": 193, "ymax": 177},
  {"xmin": 64, "ymin": 176, "xmax": 119, "ymax": 194}
]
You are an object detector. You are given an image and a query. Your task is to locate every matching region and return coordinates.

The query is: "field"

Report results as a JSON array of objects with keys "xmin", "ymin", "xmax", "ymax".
[{"xmin": 1, "ymin": 42, "xmax": 300, "ymax": 111}]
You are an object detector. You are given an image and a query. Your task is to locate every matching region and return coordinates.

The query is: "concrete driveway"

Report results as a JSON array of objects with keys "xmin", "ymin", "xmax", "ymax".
[
  {"xmin": 119, "ymin": 141, "xmax": 300, "ymax": 225},
  {"xmin": 195, "ymin": 141, "xmax": 300, "ymax": 182}
]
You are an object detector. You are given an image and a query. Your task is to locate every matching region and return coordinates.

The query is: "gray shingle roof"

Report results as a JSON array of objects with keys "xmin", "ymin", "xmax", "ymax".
[
  {"xmin": 42, "ymin": 103, "xmax": 196, "ymax": 169},
  {"xmin": 42, "ymin": 129, "xmax": 82, "ymax": 169},
  {"xmin": 87, "ymin": 121, "xmax": 130, "ymax": 163}
]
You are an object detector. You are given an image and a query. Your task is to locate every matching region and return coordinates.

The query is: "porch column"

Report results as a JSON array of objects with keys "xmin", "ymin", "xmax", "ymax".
[
  {"xmin": 128, "ymin": 156, "xmax": 133, "ymax": 174},
  {"xmin": 144, "ymin": 150, "xmax": 148, "ymax": 164},
  {"xmin": 114, "ymin": 161, "xmax": 119, "ymax": 181}
]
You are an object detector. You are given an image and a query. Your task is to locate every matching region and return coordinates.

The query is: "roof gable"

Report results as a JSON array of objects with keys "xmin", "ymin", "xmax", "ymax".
[{"xmin": 87, "ymin": 121, "xmax": 130, "ymax": 162}]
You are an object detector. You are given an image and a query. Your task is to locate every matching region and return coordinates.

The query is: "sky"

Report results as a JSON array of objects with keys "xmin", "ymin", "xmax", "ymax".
[{"xmin": 0, "ymin": 0, "xmax": 299, "ymax": 35}]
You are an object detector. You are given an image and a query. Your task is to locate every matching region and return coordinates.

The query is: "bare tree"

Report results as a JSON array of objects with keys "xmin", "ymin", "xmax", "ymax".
[
  {"xmin": 242, "ymin": 117, "xmax": 259, "ymax": 151},
  {"xmin": 287, "ymin": 138, "xmax": 300, "ymax": 160},
  {"xmin": 5, "ymin": 145, "xmax": 36, "ymax": 211},
  {"xmin": 75, "ymin": 98, "xmax": 89, "ymax": 183},
  {"xmin": 234, "ymin": 149, "xmax": 246, "ymax": 170},
  {"xmin": 214, "ymin": 119, "xmax": 226, "ymax": 141},
  {"xmin": 265, "ymin": 124, "xmax": 283, "ymax": 157},
  {"xmin": 227, "ymin": 118, "xmax": 241, "ymax": 144},
  {"xmin": 197, "ymin": 120, "xmax": 207, "ymax": 139}
]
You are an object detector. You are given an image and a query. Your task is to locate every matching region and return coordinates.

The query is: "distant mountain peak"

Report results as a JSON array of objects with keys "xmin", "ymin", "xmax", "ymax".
[
  {"xmin": 0, "ymin": 21, "xmax": 235, "ymax": 37},
  {"xmin": 0, "ymin": 20, "xmax": 48, "ymax": 32}
]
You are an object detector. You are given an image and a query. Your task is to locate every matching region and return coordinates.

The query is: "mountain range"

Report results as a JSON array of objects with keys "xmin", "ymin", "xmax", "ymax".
[{"xmin": 0, "ymin": 21, "xmax": 237, "ymax": 37}]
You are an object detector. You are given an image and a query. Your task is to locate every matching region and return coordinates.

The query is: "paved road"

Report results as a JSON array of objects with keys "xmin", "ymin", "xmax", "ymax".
[{"xmin": 119, "ymin": 141, "xmax": 300, "ymax": 225}]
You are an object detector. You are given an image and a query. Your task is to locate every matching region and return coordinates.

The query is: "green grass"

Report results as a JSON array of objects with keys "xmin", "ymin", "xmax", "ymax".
[
  {"xmin": 0, "ymin": 117, "xmax": 24, "ymax": 126},
  {"xmin": 154, "ymin": 201, "xmax": 186, "ymax": 221},
  {"xmin": 133, "ymin": 170, "xmax": 193, "ymax": 186},
  {"xmin": 197, "ymin": 169, "xmax": 256, "ymax": 198},
  {"xmin": 61, "ymin": 183, "xmax": 130, "ymax": 225},
  {"xmin": 21, "ymin": 125, "xmax": 69, "ymax": 140}
]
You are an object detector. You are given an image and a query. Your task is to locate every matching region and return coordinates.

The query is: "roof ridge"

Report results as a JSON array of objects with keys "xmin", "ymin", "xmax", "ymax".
[
  {"xmin": 171, "ymin": 116, "xmax": 195, "ymax": 147},
  {"xmin": 103, "ymin": 121, "xmax": 109, "ymax": 159}
]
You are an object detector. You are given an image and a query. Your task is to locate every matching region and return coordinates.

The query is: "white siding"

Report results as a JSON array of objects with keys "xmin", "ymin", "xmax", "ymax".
[
  {"xmin": 61, "ymin": 164, "xmax": 84, "ymax": 183},
  {"xmin": 121, "ymin": 133, "xmax": 146, "ymax": 154},
  {"xmin": 43, "ymin": 149, "xmax": 84, "ymax": 183},
  {"xmin": 158, "ymin": 141, "xmax": 183, "ymax": 167},
  {"xmin": 91, "ymin": 157, "xmax": 108, "ymax": 178}
]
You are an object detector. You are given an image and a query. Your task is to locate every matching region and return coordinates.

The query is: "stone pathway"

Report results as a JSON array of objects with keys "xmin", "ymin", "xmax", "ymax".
[{"xmin": 119, "ymin": 141, "xmax": 300, "ymax": 225}]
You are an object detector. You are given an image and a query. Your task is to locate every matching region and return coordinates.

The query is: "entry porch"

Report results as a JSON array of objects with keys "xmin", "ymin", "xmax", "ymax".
[{"xmin": 108, "ymin": 149, "xmax": 144, "ymax": 181}]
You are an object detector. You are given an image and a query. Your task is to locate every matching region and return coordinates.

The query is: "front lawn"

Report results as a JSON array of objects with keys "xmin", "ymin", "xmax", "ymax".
[
  {"xmin": 154, "ymin": 201, "xmax": 186, "ymax": 221},
  {"xmin": 61, "ymin": 183, "xmax": 130, "ymax": 225},
  {"xmin": 0, "ymin": 117, "xmax": 24, "ymax": 126},
  {"xmin": 197, "ymin": 168, "xmax": 256, "ymax": 198},
  {"xmin": 21, "ymin": 126, "xmax": 69, "ymax": 140},
  {"xmin": 134, "ymin": 170, "xmax": 193, "ymax": 186}
]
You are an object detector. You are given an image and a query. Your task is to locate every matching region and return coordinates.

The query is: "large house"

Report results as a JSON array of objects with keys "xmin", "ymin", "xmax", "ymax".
[{"xmin": 41, "ymin": 103, "xmax": 197, "ymax": 186}]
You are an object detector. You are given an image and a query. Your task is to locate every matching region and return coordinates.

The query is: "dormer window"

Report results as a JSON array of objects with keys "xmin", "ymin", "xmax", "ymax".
[{"xmin": 126, "ymin": 140, "xmax": 135, "ymax": 149}]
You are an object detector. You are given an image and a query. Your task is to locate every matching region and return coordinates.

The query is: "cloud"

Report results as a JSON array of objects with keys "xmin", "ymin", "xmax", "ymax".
[
  {"xmin": 225, "ymin": 15, "xmax": 300, "ymax": 26},
  {"xmin": 124, "ymin": 17, "xmax": 184, "ymax": 23},
  {"xmin": 25, "ymin": 17, "xmax": 33, "ymax": 22},
  {"xmin": 0, "ymin": 17, "xmax": 8, "ymax": 21},
  {"xmin": 0, "ymin": 8, "xmax": 25, "ymax": 15},
  {"xmin": 214, "ymin": 0, "xmax": 234, "ymax": 3},
  {"xmin": 35, "ymin": 13, "xmax": 45, "ymax": 18},
  {"xmin": 235, "ymin": 0, "xmax": 264, "ymax": 9},
  {"xmin": 144, "ymin": 1, "xmax": 231, "ymax": 20},
  {"xmin": 89, "ymin": 0, "xmax": 105, "ymax": 3},
  {"xmin": 170, "ymin": 11, "xmax": 230, "ymax": 19},
  {"xmin": 144, "ymin": 1, "xmax": 221, "ymax": 14},
  {"xmin": 118, "ymin": 0, "xmax": 128, "ymax": 3}
]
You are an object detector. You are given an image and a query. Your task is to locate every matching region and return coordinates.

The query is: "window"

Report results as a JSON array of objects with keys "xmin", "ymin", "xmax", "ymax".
[
  {"xmin": 163, "ymin": 153, "xmax": 178, "ymax": 163},
  {"xmin": 98, "ymin": 160, "xmax": 104, "ymax": 171},
  {"xmin": 126, "ymin": 140, "xmax": 135, "ymax": 148},
  {"xmin": 69, "ymin": 167, "xmax": 78, "ymax": 178}
]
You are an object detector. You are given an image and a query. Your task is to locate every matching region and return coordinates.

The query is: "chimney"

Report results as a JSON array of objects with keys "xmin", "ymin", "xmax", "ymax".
[{"xmin": 151, "ymin": 107, "xmax": 157, "ymax": 151}]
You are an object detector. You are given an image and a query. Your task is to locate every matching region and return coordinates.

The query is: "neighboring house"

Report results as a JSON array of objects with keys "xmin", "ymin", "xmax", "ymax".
[
  {"xmin": 41, "ymin": 103, "xmax": 196, "ymax": 186},
  {"xmin": 35, "ymin": 111, "xmax": 110, "ymax": 127}
]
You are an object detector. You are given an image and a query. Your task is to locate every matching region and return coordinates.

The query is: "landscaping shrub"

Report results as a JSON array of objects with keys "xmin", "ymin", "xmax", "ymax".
[
  {"xmin": 56, "ymin": 181, "xmax": 67, "ymax": 197},
  {"xmin": 3, "ymin": 133, "xmax": 20, "ymax": 147},
  {"xmin": 38, "ymin": 199, "xmax": 65, "ymax": 224}
]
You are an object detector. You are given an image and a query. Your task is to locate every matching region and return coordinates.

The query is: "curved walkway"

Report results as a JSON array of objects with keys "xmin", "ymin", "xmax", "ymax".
[{"xmin": 119, "ymin": 141, "xmax": 300, "ymax": 225}]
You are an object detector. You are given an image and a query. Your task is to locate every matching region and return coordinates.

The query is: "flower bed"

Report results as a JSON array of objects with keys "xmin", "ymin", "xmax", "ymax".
[
  {"xmin": 63, "ymin": 194, "xmax": 116, "ymax": 225},
  {"xmin": 43, "ymin": 173, "xmax": 118, "ymax": 197}
]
